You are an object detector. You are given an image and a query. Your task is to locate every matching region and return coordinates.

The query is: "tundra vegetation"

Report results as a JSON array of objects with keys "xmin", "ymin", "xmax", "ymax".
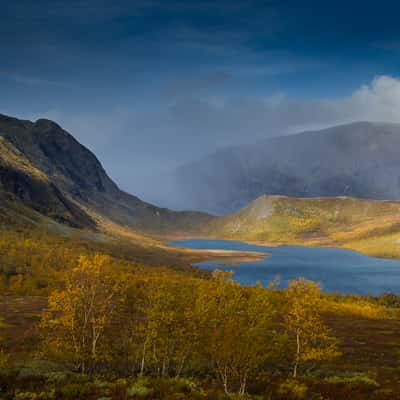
[{"xmin": 1, "ymin": 226, "xmax": 400, "ymax": 400}]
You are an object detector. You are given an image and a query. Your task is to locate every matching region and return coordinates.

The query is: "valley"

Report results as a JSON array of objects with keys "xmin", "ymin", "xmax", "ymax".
[
  {"xmin": 5, "ymin": 2, "xmax": 400, "ymax": 398},
  {"xmin": 2, "ymin": 113, "xmax": 400, "ymax": 399}
]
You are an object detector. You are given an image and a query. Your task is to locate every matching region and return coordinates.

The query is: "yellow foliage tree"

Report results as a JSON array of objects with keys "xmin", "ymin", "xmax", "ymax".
[
  {"xmin": 41, "ymin": 254, "xmax": 120, "ymax": 373},
  {"xmin": 199, "ymin": 270, "xmax": 278, "ymax": 395},
  {"xmin": 140, "ymin": 276, "xmax": 200, "ymax": 377},
  {"xmin": 284, "ymin": 278, "xmax": 340, "ymax": 377}
]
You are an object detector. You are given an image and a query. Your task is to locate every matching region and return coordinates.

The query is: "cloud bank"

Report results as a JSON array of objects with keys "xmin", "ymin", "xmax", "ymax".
[{"xmin": 33, "ymin": 75, "xmax": 400, "ymax": 205}]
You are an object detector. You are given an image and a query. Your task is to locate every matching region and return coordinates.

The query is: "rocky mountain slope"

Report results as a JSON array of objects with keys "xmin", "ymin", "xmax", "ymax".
[
  {"xmin": 0, "ymin": 113, "xmax": 211, "ymax": 234},
  {"xmin": 172, "ymin": 122, "xmax": 400, "ymax": 214}
]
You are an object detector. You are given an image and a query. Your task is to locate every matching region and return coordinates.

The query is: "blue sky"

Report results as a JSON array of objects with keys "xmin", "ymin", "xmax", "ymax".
[{"xmin": 2, "ymin": 0, "xmax": 400, "ymax": 203}]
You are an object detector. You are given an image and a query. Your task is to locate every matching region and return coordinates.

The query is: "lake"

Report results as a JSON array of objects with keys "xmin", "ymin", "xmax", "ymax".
[{"xmin": 170, "ymin": 239, "xmax": 400, "ymax": 295}]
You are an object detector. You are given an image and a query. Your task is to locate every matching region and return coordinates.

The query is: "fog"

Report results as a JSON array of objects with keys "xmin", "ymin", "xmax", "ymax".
[{"xmin": 32, "ymin": 75, "xmax": 400, "ymax": 209}]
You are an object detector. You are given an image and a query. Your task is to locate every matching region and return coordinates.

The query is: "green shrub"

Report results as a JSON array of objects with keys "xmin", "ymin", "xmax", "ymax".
[
  {"xmin": 60, "ymin": 383, "xmax": 91, "ymax": 399},
  {"xmin": 277, "ymin": 380, "xmax": 308, "ymax": 399},
  {"xmin": 325, "ymin": 373, "xmax": 379, "ymax": 388},
  {"xmin": 66, "ymin": 373, "xmax": 91, "ymax": 384},
  {"xmin": 93, "ymin": 379, "xmax": 115, "ymax": 389},
  {"xmin": 15, "ymin": 390, "xmax": 55, "ymax": 400},
  {"xmin": 173, "ymin": 377, "xmax": 201, "ymax": 393},
  {"xmin": 45, "ymin": 372, "xmax": 69, "ymax": 384},
  {"xmin": 15, "ymin": 392, "xmax": 38, "ymax": 400},
  {"xmin": 126, "ymin": 378, "xmax": 152, "ymax": 398},
  {"xmin": 17, "ymin": 360, "xmax": 66, "ymax": 379}
]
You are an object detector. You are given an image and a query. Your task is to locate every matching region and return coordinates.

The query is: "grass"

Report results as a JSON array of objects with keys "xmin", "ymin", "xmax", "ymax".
[{"xmin": 204, "ymin": 195, "xmax": 400, "ymax": 259}]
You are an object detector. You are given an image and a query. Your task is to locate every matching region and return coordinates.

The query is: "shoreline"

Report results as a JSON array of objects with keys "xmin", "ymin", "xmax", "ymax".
[{"xmin": 166, "ymin": 234, "xmax": 400, "ymax": 261}]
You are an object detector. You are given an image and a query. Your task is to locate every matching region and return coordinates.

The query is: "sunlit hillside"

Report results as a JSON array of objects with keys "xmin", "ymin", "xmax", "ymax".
[{"xmin": 205, "ymin": 195, "xmax": 400, "ymax": 258}]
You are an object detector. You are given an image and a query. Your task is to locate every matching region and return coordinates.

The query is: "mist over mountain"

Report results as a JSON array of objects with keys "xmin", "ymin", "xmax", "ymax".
[
  {"xmin": 0, "ymin": 113, "xmax": 210, "ymax": 232},
  {"xmin": 167, "ymin": 122, "xmax": 400, "ymax": 214}
]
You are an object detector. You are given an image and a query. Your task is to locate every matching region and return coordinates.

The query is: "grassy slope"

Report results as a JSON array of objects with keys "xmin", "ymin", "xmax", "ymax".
[
  {"xmin": 204, "ymin": 195, "xmax": 400, "ymax": 258},
  {"xmin": 0, "ymin": 188, "xmax": 257, "ymax": 281}
]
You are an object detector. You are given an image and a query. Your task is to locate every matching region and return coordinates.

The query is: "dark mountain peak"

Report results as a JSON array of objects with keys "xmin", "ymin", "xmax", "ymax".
[
  {"xmin": 0, "ymin": 113, "xmax": 119, "ymax": 196},
  {"xmin": 0, "ymin": 112, "xmax": 211, "ymax": 233},
  {"xmin": 34, "ymin": 118, "xmax": 62, "ymax": 130}
]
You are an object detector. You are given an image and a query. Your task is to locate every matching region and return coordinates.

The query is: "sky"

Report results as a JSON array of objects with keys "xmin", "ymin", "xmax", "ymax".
[{"xmin": 3, "ymin": 0, "xmax": 400, "ymax": 205}]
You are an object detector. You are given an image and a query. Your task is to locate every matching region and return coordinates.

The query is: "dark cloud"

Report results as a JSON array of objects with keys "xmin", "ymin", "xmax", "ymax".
[{"xmin": 2, "ymin": 0, "xmax": 400, "ymax": 206}]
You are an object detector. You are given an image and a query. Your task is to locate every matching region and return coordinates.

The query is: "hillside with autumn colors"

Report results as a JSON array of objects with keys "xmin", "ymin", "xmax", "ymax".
[
  {"xmin": 204, "ymin": 195, "xmax": 400, "ymax": 259},
  {"xmin": 2, "ymin": 112, "xmax": 400, "ymax": 399}
]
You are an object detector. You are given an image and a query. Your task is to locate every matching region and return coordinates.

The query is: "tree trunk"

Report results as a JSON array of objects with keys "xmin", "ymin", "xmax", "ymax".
[
  {"xmin": 222, "ymin": 366, "xmax": 229, "ymax": 394},
  {"xmin": 175, "ymin": 355, "xmax": 186, "ymax": 378},
  {"xmin": 239, "ymin": 372, "xmax": 247, "ymax": 396},
  {"xmin": 140, "ymin": 340, "xmax": 147, "ymax": 376},
  {"xmin": 293, "ymin": 331, "xmax": 300, "ymax": 378},
  {"xmin": 217, "ymin": 362, "xmax": 230, "ymax": 394}
]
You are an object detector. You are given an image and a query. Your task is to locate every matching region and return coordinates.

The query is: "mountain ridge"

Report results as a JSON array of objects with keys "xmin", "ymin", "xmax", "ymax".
[
  {"xmin": 0, "ymin": 113, "xmax": 212, "ymax": 234},
  {"xmin": 171, "ymin": 121, "xmax": 400, "ymax": 214},
  {"xmin": 5, "ymin": 112, "xmax": 400, "ymax": 262}
]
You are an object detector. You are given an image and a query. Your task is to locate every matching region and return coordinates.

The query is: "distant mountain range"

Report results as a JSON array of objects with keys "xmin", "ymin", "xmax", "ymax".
[
  {"xmin": 0, "ymin": 114, "xmax": 211, "ymax": 234},
  {"xmin": 171, "ymin": 122, "xmax": 400, "ymax": 214},
  {"xmin": 3, "ymin": 113, "xmax": 400, "ymax": 260}
]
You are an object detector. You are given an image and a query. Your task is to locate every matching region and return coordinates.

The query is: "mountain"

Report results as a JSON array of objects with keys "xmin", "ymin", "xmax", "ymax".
[
  {"xmin": 171, "ymin": 122, "xmax": 400, "ymax": 214},
  {"xmin": 205, "ymin": 194, "xmax": 400, "ymax": 258},
  {"xmin": 3, "ymin": 112, "xmax": 400, "ymax": 260},
  {"xmin": 0, "ymin": 113, "xmax": 211, "ymax": 234}
]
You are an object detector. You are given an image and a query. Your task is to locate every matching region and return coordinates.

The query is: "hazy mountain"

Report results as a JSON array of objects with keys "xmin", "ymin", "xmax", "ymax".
[
  {"xmin": 0, "ymin": 113, "xmax": 211, "ymax": 233},
  {"xmin": 171, "ymin": 122, "xmax": 400, "ymax": 214}
]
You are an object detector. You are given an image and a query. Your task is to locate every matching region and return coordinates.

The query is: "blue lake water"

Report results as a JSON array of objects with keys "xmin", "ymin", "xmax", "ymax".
[{"xmin": 170, "ymin": 239, "xmax": 400, "ymax": 295}]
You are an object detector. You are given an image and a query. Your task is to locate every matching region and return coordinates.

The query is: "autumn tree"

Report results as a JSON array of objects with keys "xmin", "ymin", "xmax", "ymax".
[
  {"xmin": 284, "ymin": 278, "xmax": 340, "ymax": 377},
  {"xmin": 199, "ymin": 270, "xmax": 278, "ymax": 395},
  {"xmin": 41, "ymin": 254, "xmax": 121, "ymax": 373},
  {"xmin": 138, "ymin": 276, "xmax": 200, "ymax": 377},
  {"xmin": 110, "ymin": 275, "xmax": 150, "ymax": 375}
]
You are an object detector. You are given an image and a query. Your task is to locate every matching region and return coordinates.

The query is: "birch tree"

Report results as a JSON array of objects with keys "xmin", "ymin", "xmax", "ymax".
[
  {"xmin": 200, "ymin": 270, "xmax": 278, "ymax": 395},
  {"xmin": 284, "ymin": 278, "xmax": 340, "ymax": 378},
  {"xmin": 41, "ymin": 254, "xmax": 120, "ymax": 373}
]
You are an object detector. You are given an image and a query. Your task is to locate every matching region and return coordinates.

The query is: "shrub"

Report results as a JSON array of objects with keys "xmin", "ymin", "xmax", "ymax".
[
  {"xmin": 277, "ymin": 380, "xmax": 308, "ymax": 399},
  {"xmin": 45, "ymin": 372, "xmax": 69, "ymax": 384},
  {"xmin": 126, "ymin": 378, "xmax": 152, "ymax": 398},
  {"xmin": 324, "ymin": 373, "xmax": 380, "ymax": 388},
  {"xmin": 173, "ymin": 377, "xmax": 201, "ymax": 393},
  {"xmin": 60, "ymin": 383, "xmax": 91, "ymax": 399},
  {"xmin": 15, "ymin": 390, "xmax": 55, "ymax": 400},
  {"xmin": 17, "ymin": 360, "xmax": 66, "ymax": 379}
]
